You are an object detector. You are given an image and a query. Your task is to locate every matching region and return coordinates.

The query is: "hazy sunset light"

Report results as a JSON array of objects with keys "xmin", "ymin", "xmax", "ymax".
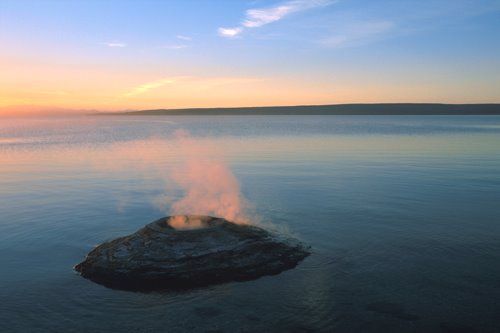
[{"xmin": 1, "ymin": 0, "xmax": 499, "ymax": 116}]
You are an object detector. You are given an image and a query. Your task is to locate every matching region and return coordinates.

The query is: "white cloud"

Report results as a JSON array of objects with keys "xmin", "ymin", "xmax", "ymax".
[
  {"xmin": 176, "ymin": 35, "xmax": 192, "ymax": 41},
  {"xmin": 162, "ymin": 44, "xmax": 189, "ymax": 50},
  {"xmin": 104, "ymin": 42, "xmax": 126, "ymax": 48},
  {"xmin": 218, "ymin": 27, "xmax": 243, "ymax": 38},
  {"xmin": 242, "ymin": 5, "xmax": 295, "ymax": 28},
  {"xmin": 219, "ymin": 0, "xmax": 335, "ymax": 38},
  {"xmin": 243, "ymin": 0, "xmax": 333, "ymax": 27}
]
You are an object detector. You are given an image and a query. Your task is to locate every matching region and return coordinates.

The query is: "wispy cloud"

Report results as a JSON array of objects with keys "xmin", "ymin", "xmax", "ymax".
[
  {"xmin": 162, "ymin": 44, "xmax": 189, "ymax": 50},
  {"xmin": 194, "ymin": 76, "xmax": 266, "ymax": 87},
  {"xmin": 104, "ymin": 42, "xmax": 126, "ymax": 48},
  {"xmin": 219, "ymin": 0, "xmax": 335, "ymax": 38},
  {"xmin": 121, "ymin": 76, "xmax": 264, "ymax": 98},
  {"xmin": 320, "ymin": 21, "xmax": 395, "ymax": 48},
  {"xmin": 176, "ymin": 35, "xmax": 192, "ymax": 41},
  {"xmin": 122, "ymin": 78, "xmax": 176, "ymax": 97},
  {"xmin": 315, "ymin": 0, "xmax": 500, "ymax": 49},
  {"xmin": 158, "ymin": 35, "xmax": 193, "ymax": 49}
]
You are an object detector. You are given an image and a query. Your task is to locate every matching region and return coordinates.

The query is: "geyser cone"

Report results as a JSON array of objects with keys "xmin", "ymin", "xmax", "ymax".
[{"xmin": 75, "ymin": 215, "xmax": 310, "ymax": 291}]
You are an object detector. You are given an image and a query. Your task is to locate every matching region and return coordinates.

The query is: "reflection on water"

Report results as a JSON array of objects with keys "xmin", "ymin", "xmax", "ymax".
[{"xmin": 1, "ymin": 115, "xmax": 500, "ymax": 332}]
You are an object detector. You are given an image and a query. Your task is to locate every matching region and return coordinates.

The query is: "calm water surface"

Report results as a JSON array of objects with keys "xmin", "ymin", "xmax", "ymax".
[{"xmin": 1, "ymin": 116, "xmax": 500, "ymax": 332}]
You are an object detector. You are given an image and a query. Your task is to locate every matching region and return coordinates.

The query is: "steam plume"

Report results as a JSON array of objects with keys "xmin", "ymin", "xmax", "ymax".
[{"xmin": 163, "ymin": 129, "xmax": 250, "ymax": 228}]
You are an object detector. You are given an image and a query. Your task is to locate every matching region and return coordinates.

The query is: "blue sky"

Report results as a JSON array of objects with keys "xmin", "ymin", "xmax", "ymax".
[{"xmin": 1, "ymin": 0, "xmax": 500, "ymax": 113}]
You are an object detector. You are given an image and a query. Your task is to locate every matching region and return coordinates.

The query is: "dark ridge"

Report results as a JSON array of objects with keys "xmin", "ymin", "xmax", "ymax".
[{"xmin": 95, "ymin": 103, "xmax": 500, "ymax": 116}]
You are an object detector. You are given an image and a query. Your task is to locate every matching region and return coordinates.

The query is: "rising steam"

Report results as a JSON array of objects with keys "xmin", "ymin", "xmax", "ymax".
[
  {"xmin": 94, "ymin": 128, "xmax": 253, "ymax": 229},
  {"xmin": 161, "ymin": 129, "xmax": 251, "ymax": 229}
]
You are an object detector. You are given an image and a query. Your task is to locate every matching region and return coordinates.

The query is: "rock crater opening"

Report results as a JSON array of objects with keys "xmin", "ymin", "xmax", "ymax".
[{"xmin": 75, "ymin": 215, "xmax": 310, "ymax": 291}]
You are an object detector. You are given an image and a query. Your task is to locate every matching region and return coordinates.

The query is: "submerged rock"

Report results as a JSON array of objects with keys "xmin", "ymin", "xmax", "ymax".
[{"xmin": 75, "ymin": 215, "xmax": 310, "ymax": 291}]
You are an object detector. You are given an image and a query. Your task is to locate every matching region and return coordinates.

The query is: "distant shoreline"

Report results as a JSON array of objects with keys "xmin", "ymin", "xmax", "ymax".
[{"xmin": 94, "ymin": 103, "xmax": 500, "ymax": 116}]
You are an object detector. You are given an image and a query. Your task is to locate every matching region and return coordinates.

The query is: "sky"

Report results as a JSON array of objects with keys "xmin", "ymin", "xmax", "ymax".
[{"xmin": 1, "ymin": 0, "xmax": 500, "ymax": 115}]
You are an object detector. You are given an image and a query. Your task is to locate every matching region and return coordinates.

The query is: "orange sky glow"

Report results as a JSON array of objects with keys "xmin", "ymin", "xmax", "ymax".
[{"xmin": 1, "ymin": 0, "xmax": 499, "ymax": 116}]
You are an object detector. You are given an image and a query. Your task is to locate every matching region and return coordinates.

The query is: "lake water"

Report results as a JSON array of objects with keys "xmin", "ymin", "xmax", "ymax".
[{"xmin": 1, "ymin": 115, "xmax": 500, "ymax": 333}]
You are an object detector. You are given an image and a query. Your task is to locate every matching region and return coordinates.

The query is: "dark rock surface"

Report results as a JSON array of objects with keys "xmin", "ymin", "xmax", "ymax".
[{"xmin": 75, "ymin": 215, "xmax": 310, "ymax": 291}]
